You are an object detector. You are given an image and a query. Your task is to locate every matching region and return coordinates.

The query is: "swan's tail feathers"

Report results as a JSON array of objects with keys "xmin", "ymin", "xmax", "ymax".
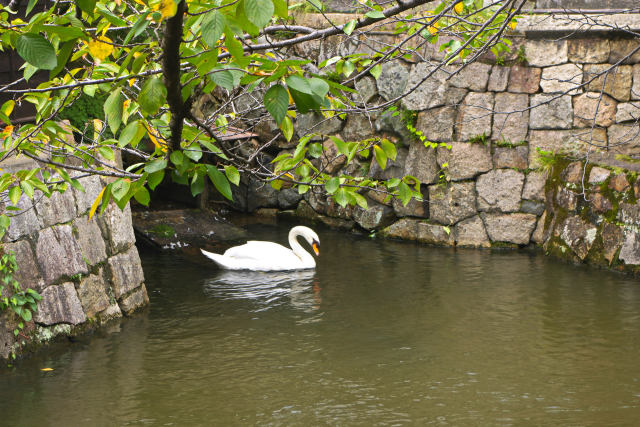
[{"xmin": 200, "ymin": 249, "xmax": 232, "ymax": 269}]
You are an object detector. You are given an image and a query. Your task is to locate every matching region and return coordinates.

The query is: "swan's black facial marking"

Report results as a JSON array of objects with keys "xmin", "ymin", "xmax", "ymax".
[{"xmin": 311, "ymin": 240, "xmax": 320, "ymax": 256}]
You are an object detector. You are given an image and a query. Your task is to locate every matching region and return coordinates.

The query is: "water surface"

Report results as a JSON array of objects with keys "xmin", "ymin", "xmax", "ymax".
[{"xmin": 2, "ymin": 223, "xmax": 640, "ymax": 425}]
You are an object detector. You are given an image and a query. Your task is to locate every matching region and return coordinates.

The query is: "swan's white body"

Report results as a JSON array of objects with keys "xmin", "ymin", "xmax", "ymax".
[{"xmin": 200, "ymin": 226, "xmax": 320, "ymax": 271}]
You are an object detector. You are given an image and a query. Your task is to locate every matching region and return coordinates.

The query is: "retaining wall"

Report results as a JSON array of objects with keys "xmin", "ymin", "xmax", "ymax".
[{"xmin": 0, "ymin": 157, "xmax": 148, "ymax": 359}]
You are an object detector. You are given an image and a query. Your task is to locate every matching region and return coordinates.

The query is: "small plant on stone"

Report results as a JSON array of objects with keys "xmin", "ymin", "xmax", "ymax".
[
  {"xmin": 438, "ymin": 162, "xmax": 450, "ymax": 187},
  {"xmin": 0, "ymin": 251, "xmax": 42, "ymax": 337},
  {"xmin": 516, "ymin": 45, "xmax": 527, "ymax": 64},
  {"xmin": 536, "ymin": 148, "xmax": 561, "ymax": 172},
  {"xmin": 468, "ymin": 133, "xmax": 489, "ymax": 145}
]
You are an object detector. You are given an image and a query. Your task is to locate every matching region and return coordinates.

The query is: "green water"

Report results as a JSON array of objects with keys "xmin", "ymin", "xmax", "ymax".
[{"xmin": 2, "ymin": 224, "xmax": 640, "ymax": 425}]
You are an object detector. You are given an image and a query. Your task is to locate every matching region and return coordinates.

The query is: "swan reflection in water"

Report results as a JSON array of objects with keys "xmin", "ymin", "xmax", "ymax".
[{"xmin": 203, "ymin": 269, "xmax": 321, "ymax": 312}]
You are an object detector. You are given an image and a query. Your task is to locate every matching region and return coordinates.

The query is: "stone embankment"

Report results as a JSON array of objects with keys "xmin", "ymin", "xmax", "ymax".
[
  {"xmin": 225, "ymin": 13, "xmax": 640, "ymax": 273},
  {"xmin": 0, "ymin": 158, "xmax": 148, "ymax": 359}
]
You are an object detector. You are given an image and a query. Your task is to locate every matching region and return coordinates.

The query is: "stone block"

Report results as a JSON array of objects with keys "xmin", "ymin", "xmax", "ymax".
[
  {"xmin": 615, "ymin": 102, "xmax": 640, "ymax": 123},
  {"xmin": 493, "ymin": 146, "xmax": 528, "ymax": 169},
  {"xmin": 4, "ymin": 240, "xmax": 45, "ymax": 292},
  {"xmin": 528, "ymin": 129, "xmax": 607, "ymax": 167},
  {"xmin": 455, "ymin": 215, "xmax": 490, "ymax": 248},
  {"xmin": 556, "ymin": 187, "xmax": 578, "ymax": 211},
  {"xmin": 5, "ymin": 193, "xmax": 42, "ymax": 242},
  {"xmin": 320, "ymin": 137, "xmax": 347, "ymax": 175},
  {"xmin": 492, "ymin": 93, "xmax": 529, "ymax": 142},
  {"xmin": 521, "ymin": 200, "xmax": 545, "ymax": 216},
  {"xmin": 401, "ymin": 63, "xmax": 467, "ymax": 111},
  {"xmin": 73, "ymin": 174, "xmax": 103, "ymax": 215},
  {"xmin": 341, "ymin": 114, "xmax": 376, "ymax": 143},
  {"xmin": 531, "ymin": 212, "xmax": 547, "ymax": 245},
  {"xmin": 296, "ymin": 112, "xmax": 343, "ymax": 138},
  {"xmin": 34, "ymin": 282, "xmax": 87, "ymax": 326},
  {"xmin": 456, "ymin": 92, "xmax": 494, "ymax": 141},
  {"xmin": 76, "ymin": 268, "xmax": 111, "ymax": 319},
  {"xmin": 353, "ymin": 200, "xmax": 395, "ymax": 231},
  {"xmin": 107, "ymin": 246, "xmax": 145, "ymax": 299},
  {"xmin": 540, "ymin": 64, "xmax": 583, "ymax": 95},
  {"xmin": 369, "ymin": 147, "xmax": 408, "ymax": 180},
  {"xmin": 417, "ymin": 222, "xmax": 454, "ymax": 245},
  {"xmin": 632, "ymin": 65, "xmax": 640, "ymax": 100},
  {"xmin": 483, "ymin": 213, "xmax": 537, "ymax": 244},
  {"xmin": 376, "ymin": 61, "xmax": 409, "ymax": 101},
  {"xmin": 609, "ymin": 174, "xmax": 630, "ymax": 192},
  {"xmin": 449, "ymin": 63, "xmax": 492, "ymax": 92},
  {"xmin": 607, "ymin": 124, "xmax": 640, "ymax": 155},
  {"xmin": 278, "ymin": 188, "xmax": 303, "ymax": 210},
  {"xmin": 476, "ymin": 169, "xmax": 525, "ymax": 213},
  {"xmin": 118, "ymin": 285, "xmax": 150, "ymax": 316},
  {"xmin": 529, "ymin": 94, "xmax": 573, "ymax": 129},
  {"xmin": 393, "ymin": 196, "xmax": 428, "ymax": 218},
  {"xmin": 617, "ymin": 202, "xmax": 640, "ymax": 228},
  {"xmin": 98, "ymin": 203, "xmax": 136, "ymax": 254},
  {"xmin": 602, "ymin": 222, "xmax": 624, "ymax": 265},
  {"xmin": 619, "ymin": 231, "xmax": 640, "ymax": 265},
  {"xmin": 33, "ymin": 189, "xmax": 77, "ymax": 228},
  {"xmin": 428, "ymin": 181, "xmax": 477, "ymax": 225},
  {"xmin": 36, "ymin": 225, "xmax": 88, "ymax": 285},
  {"xmin": 560, "ymin": 216, "xmax": 598, "ymax": 260},
  {"xmin": 404, "ymin": 141, "xmax": 440, "ymax": 184},
  {"xmin": 573, "ymin": 92, "xmax": 617, "ymax": 128},
  {"xmin": 488, "ymin": 66, "xmax": 510, "ymax": 92},
  {"xmin": 380, "ymin": 218, "xmax": 418, "ymax": 240},
  {"xmin": 608, "ymin": 39, "xmax": 640, "ymax": 65},
  {"xmin": 584, "ymin": 64, "xmax": 632, "ymax": 102},
  {"xmin": 436, "ymin": 142, "xmax": 492, "ymax": 181},
  {"xmin": 567, "ymin": 38, "xmax": 610, "ymax": 64},
  {"xmin": 375, "ymin": 110, "xmax": 413, "ymax": 145},
  {"xmin": 522, "ymin": 171, "xmax": 547, "ymax": 202},
  {"xmin": 561, "ymin": 161, "xmax": 584, "ymax": 184},
  {"xmin": 508, "ymin": 65, "xmax": 541, "ymax": 94},
  {"xmin": 524, "ymin": 39, "xmax": 567, "ymax": 67},
  {"xmin": 72, "ymin": 216, "xmax": 107, "ymax": 266},
  {"xmin": 590, "ymin": 192, "xmax": 612, "ymax": 213},
  {"xmin": 354, "ymin": 76, "xmax": 377, "ymax": 104},
  {"xmin": 415, "ymin": 106, "xmax": 455, "ymax": 142},
  {"xmin": 588, "ymin": 166, "xmax": 611, "ymax": 184}
]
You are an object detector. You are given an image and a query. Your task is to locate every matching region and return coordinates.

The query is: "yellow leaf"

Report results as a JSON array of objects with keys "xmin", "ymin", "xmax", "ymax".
[
  {"xmin": 129, "ymin": 78, "xmax": 136, "ymax": 87},
  {"xmin": 2, "ymin": 125, "xmax": 13, "ymax": 136},
  {"xmin": 144, "ymin": 123, "xmax": 167, "ymax": 152},
  {"xmin": 453, "ymin": 2, "xmax": 463, "ymax": 14},
  {"xmin": 159, "ymin": 0, "xmax": 177, "ymax": 20},
  {"xmin": 427, "ymin": 22, "xmax": 439, "ymax": 35},
  {"xmin": 123, "ymin": 99, "xmax": 131, "ymax": 110},
  {"xmin": 88, "ymin": 36, "xmax": 114, "ymax": 63},
  {"xmin": 41, "ymin": 368, "xmax": 54, "ymax": 372},
  {"xmin": 509, "ymin": 20, "xmax": 517, "ymax": 30},
  {"xmin": 2, "ymin": 100, "xmax": 14, "ymax": 116},
  {"xmin": 89, "ymin": 187, "xmax": 105, "ymax": 220}
]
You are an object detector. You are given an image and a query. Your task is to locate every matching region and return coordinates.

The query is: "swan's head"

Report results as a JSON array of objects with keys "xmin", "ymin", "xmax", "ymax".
[{"xmin": 291, "ymin": 226, "xmax": 320, "ymax": 256}]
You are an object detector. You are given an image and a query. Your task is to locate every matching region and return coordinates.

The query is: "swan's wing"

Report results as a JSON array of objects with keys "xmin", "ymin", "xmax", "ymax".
[{"xmin": 223, "ymin": 241, "xmax": 298, "ymax": 262}]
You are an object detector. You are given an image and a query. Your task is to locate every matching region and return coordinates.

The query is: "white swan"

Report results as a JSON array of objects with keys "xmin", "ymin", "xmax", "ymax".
[{"xmin": 200, "ymin": 225, "xmax": 320, "ymax": 271}]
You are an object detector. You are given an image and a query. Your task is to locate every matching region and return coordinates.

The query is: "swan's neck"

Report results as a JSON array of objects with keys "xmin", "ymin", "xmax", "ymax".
[{"xmin": 289, "ymin": 228, "xmax": 315, "ymax": 267}]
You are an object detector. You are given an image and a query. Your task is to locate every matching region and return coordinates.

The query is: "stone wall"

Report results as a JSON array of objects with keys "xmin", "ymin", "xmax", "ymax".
[
  {"xmin": 231, "ymin": 13, "xmax": 640, "ymax": 273},
  {"xmin": 0, "ymin": 157, "xmax": 148, "ymax": 359}
]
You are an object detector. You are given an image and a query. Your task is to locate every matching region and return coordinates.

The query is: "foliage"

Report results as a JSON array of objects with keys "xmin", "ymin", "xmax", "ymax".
[
  {"xmin": 0, "ymin": 251, "xmax": 42, "ymax": 337},
  {"xmin": 0, "ymin": 0, "xmax": 521, "ymax": 217}
]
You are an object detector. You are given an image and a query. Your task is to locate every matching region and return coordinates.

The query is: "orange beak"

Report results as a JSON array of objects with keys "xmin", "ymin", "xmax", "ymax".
[{"xmin": 312, "ymin": 242, "xmax": 320, "ymax": 256}]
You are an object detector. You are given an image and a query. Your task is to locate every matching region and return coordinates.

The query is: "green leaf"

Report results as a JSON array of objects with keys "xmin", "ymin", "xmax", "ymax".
[
  {"xmin": 170, "ymin": 151, "xmax": 184, "ymax": 166},
  {"xmin": 352, "ymin": 192, "xmax": 368, "ymax": 209},
  {"xmin": 147, "ymin": 170, "xmax": 165, "ymax": 190},
  {"xmin": 206, "ymin": 165, "xmax": 233, "ymax": 201},
  {"xmin": 0, "ymin": 215, "xmax": 11, "ymax": 233},
  {"xmin": 21, "ymin": 308, "xmax": 32, "ymax": 322},
  {"xmin": 264, "ymin": 84, "xmax": 289, "ymax": 125},
  {"xmin": 374, "ymin": 145, "xmax": 387, "ymax": 170},
  {"xmin": 139, "ymin": 78, "xmax": 167, "ymax": 115},
  {"xmin": 286, "ymin": 74, "xmax": 312, "ymax": 94},
  {"xmin": 334, "ymin": 187, "xmax": 349, "ymax": 207},
  {"xmin": 398, "ymin": 181, "xmax": 412, "ymax": 206},
  {"xmin": 325, "ymin": 177, "xmax": 340, "ymax": 194},
  {"xmin": 98, "ymin": 146, "xmax": 115, "ymax": 162},
  {"xmin": 224, "ymin": 29, "xmax": 243, "ymax": 61},
  {"xmin": 380, "ymin": 139, "xmax": 397, "ymax": 161},
  {"xmin": 308, "ymin": 77, "xmax": 329, "ymax": 100},
  {"xmin": 111, "ymin": 179, "xmax": 131, "ymax": 201},
  {"xmin": 20, "ymin": 181, "xmax": 34, "ymax": 199},
  {"xmin": 244, "ymin": 0, "xmax": 274, "ymax": 29},
  {"xmin": 49, "ymin": 40, "xmax": 75, "ymax": 79},
  {"xmin": 343, "ymin": 60, "xmax": 355, "ymax": 77},
  {"xmin": 144, "ymin": 158, "xmax": 167, "ymax": 174},
  {"xmin": 202, "ymin": 10, "xmax": 226, "ymax": 47},
  {"xmin": 365, "ymin": 10, "xmax": 385, "ymax": 19},
  {"xmin": 209, "ymin": 68, "xmax": 235, "ymax": 91},
  {"xmin": 191, "ymin": 173, "xmax": 205, "ymax": 197},
  {"xmin": 224, "ymin": 165, "xmax": 240, "ymax": 186},
  {"xmin": 26, "ymin": 0, "xmax": 38, "ymax": 15},
  {"xmin": 16, "ymin": 33, "xmax": 57, "ymax": 70},
  {"xmin": 8, "ymin": 186, "xmax": 20, "ymax": 206},
  {"xmin": 370, "ymin": 64, "xmax": 381, "ymax": 79},
  {"xmin": 280, "ymin": 115, "xmax": 294, "ymax": 142},
  {"xmin": 103, "ymin": 88, "xmax": 123, "ymax": 134},
  {"xmin": 119, "ymin": 120, "xmax": 146, "ymax": 148},
  {"xmin": 343, "ymin": 19, "xmax": 357, "ymax": 35},
  {"xmin": 75, "ymin": 0, "xmax": 97, "ymax": 15},
  {"xmin": 273, "ymin": 0, "xmax": 288, "ymax": 18}
]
